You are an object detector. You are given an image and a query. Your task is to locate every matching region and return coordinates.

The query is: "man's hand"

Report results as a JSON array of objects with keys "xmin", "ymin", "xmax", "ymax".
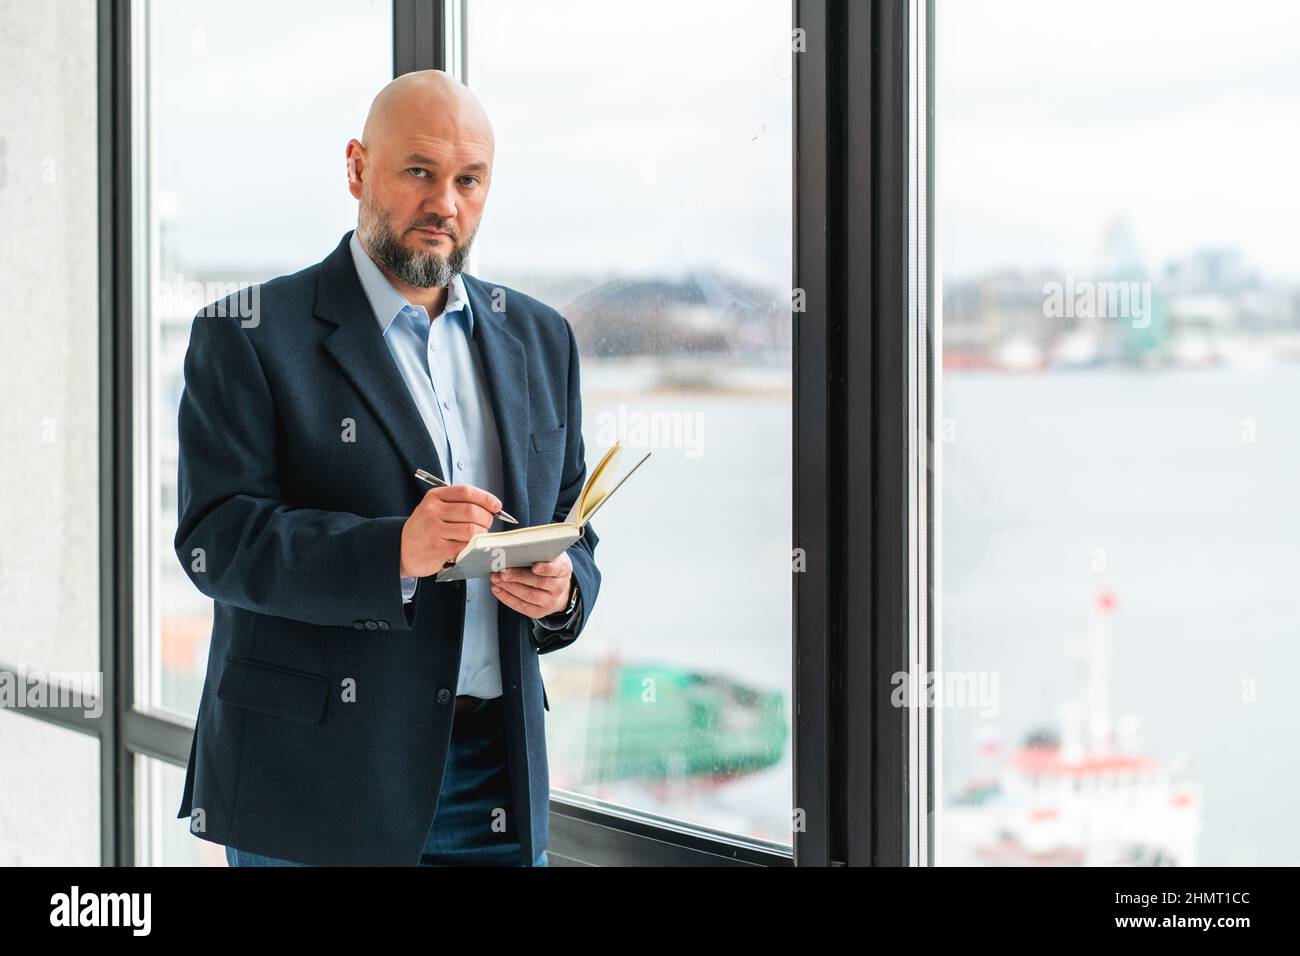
[
  {"xmin": 400, "ymin": 484, "xmax": 502, "ymax": 577},
  {"xmin": 490, "ymin": 552, "xmax": 574, "ymax": 619}
]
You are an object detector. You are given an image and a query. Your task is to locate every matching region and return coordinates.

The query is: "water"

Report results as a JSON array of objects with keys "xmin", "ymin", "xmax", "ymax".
[
  {"xmin": 563, "ymin": 362, "xmax": 1300, "ymax": 862},
  {"xmin": 551, "ymin": 366, "xmax": 794, "ymax": 844},
  {"xmin": 940, "ymin": 364, "xmax": 1300, "ymax": 865}
]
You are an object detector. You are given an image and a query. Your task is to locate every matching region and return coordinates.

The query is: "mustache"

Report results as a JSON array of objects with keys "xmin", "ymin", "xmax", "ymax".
[{"xmin": 409, "ymin": 222, "xmax": 456, "ymax": 238}]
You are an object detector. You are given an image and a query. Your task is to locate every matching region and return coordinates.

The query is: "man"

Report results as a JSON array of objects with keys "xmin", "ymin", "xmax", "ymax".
[{"xmin": 173, "ymin": 70, "xmax": 599, "ymax": 867}]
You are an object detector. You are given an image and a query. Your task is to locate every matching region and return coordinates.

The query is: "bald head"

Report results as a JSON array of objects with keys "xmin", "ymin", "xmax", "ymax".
[
  {"xmin": 361, "ymin": 70, "xmax": 494, "ymax": 157},
  {"xmin": 345, "ymin": 70, "xmax": 494, "ymax": 299}
]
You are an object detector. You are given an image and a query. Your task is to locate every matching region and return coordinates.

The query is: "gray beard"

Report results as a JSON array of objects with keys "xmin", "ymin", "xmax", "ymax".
[{"xmin": 357, "ymin": 192, "xmax": 474, "ymax": 288}]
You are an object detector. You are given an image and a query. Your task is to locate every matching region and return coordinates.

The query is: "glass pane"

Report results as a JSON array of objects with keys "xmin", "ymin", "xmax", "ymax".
[
  {"xmin": 0, "ymin": 0, "xmax": 99, "ymax": 675},
  {"xmin": 466, "ymin": 0, "xmax": 793, "ymax": 846},
  {"xmin": 135, "ymin": 755, "xmax": 226, "ymax": 865},
  {"xmin": 0, "ymin": 710, "xmax": 100, "ymax": 865},
  {"xmin": 135, "ymin": 0, "xmax": 393, "ymax": 718},
  {"xmin": 935, "ymin": 0, "xmax": 1300, "ymax": 865}
]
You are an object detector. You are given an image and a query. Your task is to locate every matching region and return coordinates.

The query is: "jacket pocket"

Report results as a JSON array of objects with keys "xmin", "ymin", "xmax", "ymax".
[
  {"xmin": 217, "ymin": 655, "xmax": 330, "ymax": 724},
  {"xmin": 530, "ymin": 423, "xmax": 567, "ymax": 453}
]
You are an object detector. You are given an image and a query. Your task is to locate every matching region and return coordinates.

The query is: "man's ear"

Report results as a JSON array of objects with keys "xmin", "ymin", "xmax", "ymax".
[{"xmin": 345, "ymin": 140, "xmax": 365, "ymax": 197}]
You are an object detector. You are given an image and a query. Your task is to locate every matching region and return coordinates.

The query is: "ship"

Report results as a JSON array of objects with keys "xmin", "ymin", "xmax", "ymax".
[
  {"xmin": 540, "ymin": 652, "xmax": 789, "ymax": 791},
  {"xmin": 943, "ymin": 589, "xmax": 1203, "ymax": 866}
]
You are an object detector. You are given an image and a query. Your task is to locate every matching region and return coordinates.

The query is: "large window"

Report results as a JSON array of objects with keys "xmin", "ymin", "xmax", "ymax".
[
  {"xmin": 464, "ymin": 0, "xmax": 794, "ymax": 847},
  {"xmin": 130, "ymin": 0, "xmax": 393, "ymax": 861},
  {"xmin": 126, "ymin": 0, "xmax": 793, "ymax": 862},
  {"xmin": 132, "ymin": 0, "xmax": 393, "ymax": 721},
  {"xmin": 43, "ymin": 0, "xmax": 1293, "ymax": 870},
  {"xmin": 934, "ymin": 0, "xmax": 1300, "ymax": 865}
]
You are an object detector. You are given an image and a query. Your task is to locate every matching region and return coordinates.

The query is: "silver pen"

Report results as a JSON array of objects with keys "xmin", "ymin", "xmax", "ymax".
[{"xmin": 413, "ymin": 468, "xmax": 518, "ymax": 525}]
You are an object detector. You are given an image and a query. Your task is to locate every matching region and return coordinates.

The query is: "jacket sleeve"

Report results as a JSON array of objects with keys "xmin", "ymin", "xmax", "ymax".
[
  {"xmin": 533, "ymin": 583, "xmax": 581, "ymax": 631},
  {"xmin": 173, "ymin": 310, "xmax": 416, "ymax": 631},
  {"xmin": 530, "ymin": 316, "xmax": 601, "ymax": 654}
]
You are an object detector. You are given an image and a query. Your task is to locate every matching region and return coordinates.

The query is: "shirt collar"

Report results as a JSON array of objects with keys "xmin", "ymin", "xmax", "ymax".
[{"xmin": 348, "ymin": 229, "xmax": 473, "ymax": 336}]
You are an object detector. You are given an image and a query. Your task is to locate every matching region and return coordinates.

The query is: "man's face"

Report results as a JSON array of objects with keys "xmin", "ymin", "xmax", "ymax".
[{"xmin": 350, "ymin": 131, "xmax": 492, "ymax": 288}]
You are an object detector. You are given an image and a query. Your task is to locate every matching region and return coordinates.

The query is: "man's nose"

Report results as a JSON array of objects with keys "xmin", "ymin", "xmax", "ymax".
[{"xmin": 422, "ymin": 181, "xmax": 459, "ymax": 221}]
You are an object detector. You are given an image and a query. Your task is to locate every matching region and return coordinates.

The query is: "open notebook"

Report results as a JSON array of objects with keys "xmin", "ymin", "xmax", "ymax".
[{"xmin": 434, "ymin": 439, "xmax": 651, "ymax": 582}]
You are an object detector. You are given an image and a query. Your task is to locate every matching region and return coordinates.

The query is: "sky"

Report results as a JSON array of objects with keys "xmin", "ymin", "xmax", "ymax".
[
  {"xmin": 151, "ymin": 0, "xmax": 1298, "ymax": 287},
  {"xmin": 936, "ymin": 0, "xmax": 1300, "ymax": 282},
  {"xmin": 153, "ymin": 0, "xmax": 792, "ymax": 289}
]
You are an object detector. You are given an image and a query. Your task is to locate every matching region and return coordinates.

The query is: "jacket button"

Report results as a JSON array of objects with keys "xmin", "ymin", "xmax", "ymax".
[
  {"xmin": 353, "ymin": 621, "xmax": 365, "ymax": 630},
  {"xmin": 378, "ymin": 620, "xmax": 389, "ymax": 631},
  {"xmin": 365, "ymin": 620, "xmax": 378, "ymax": 630},
  {"xmin": 436, "ymin": 688, "xmax": 452, "ymax": 704}
]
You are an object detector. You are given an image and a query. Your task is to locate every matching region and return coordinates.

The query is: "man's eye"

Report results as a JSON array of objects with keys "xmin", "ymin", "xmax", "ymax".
[
  {"xmin": 459, "ymin": 176, "xmax": 479, "ymax": 187},
  {"xmin": 407, "ymin": 168, "xmax": 428, "ymax": 177}
]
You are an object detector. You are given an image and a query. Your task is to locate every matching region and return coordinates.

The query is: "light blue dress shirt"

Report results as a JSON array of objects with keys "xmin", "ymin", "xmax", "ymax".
[{"xmin": 348, "ymin": 231, "xmax": 573, "ymax": 699}]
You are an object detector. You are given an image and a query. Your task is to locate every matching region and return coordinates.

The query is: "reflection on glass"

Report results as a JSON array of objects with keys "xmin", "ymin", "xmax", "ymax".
[
  {"xmin": 467, "ymin": 0, "xmax": 793, "ymax": 846},
  {"xmin": 136, "ymin": 0, "xmax": 393, "ymax": 718},
  {"xmin": 936, "ymin": 0, "xmax": 1300, "ymax": 865}
]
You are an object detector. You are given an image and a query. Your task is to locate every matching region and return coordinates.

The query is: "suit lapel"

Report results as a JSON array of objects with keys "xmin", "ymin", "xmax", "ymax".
[
  {"xmin": 462, "ymin": 273, "xmax": 531, "ymax": 528},
  {"xmin": 315, "ymin": 231, "xmax": 445, "ymax": 488}
]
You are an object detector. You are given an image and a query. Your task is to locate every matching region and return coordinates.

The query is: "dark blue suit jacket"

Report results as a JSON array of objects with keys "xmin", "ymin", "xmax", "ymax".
[{"xmin": 174, "ymin": 229, "xmax": 600, "ymax": 865}]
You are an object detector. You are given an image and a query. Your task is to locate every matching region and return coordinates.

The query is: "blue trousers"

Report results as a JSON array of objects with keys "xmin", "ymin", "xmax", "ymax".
[{"xmin": 225, "ymin": 695, "xmax": 547, "ymax": 867}]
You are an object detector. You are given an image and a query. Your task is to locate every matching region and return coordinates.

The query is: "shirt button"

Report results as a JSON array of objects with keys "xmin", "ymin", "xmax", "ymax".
[
  {"xmin": 456, "ymin": 459, "xmax": 465, "ymax": 470},
  {"xmin": 442, "ymin": 399, "xmax": 452, "ymax": 410}
]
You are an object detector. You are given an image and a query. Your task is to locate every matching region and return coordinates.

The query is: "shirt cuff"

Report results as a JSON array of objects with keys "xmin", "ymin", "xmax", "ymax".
[{"xmin": 401, "ymin": 575, "xmax": 417, "ymax": 604}]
